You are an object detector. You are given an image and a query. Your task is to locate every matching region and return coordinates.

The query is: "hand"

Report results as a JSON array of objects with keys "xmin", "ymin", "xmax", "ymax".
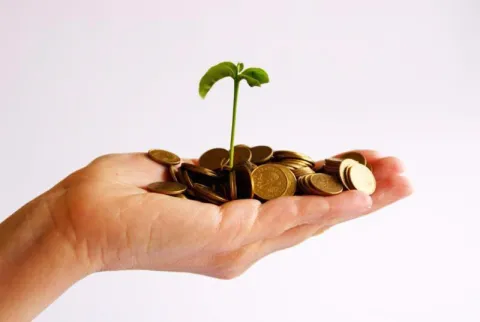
[
  {"xmin": 50, "ymin": 150, "xmax": 412, "ymax": 278},
  {"xmin": 0, "ymin": 150, "xmax": 412, "ymax": 321}
]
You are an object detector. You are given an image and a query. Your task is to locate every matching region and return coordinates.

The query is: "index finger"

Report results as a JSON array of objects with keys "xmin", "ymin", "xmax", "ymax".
[{"xmin": 214, "ymin": 190, "xmax": 373, "ymax": 252}]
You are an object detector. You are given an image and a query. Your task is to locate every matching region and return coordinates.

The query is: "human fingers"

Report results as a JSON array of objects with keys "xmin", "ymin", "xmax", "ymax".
[
  {"xmin": 204, "ymin": 224, "xmax": 322, "ymax": 279},
  {"xmin": 213, "ymin": 190, "xmax": 372, "ymax": 252},
  {"xmin": 215, "ymin": 175, "xmax": 413, "ymax": 277},
  {"xmin": 370, "ymin": 156, "xmax": 405, "ymax": 181},
  {"xmin": 267, "ymin": 158, "xmax": 409, "ymax": 238},
  {"xmin": 367, "ymin": 174, "xmax": 413, "ymax": 214},
  {"xmin": 311, "ymin": 170, "xmax": 411, "ymax": 234}
]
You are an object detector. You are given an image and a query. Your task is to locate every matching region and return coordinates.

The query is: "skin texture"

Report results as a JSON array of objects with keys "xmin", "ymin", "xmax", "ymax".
[{"xmin": 0, "ymin": 150, "xmax": 412, "ymax": 321}]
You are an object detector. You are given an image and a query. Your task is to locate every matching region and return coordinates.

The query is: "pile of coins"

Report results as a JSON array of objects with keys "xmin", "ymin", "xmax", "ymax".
[{"xmin": 146, "ymin": 146, "xmax": 376, "ymax": 205}]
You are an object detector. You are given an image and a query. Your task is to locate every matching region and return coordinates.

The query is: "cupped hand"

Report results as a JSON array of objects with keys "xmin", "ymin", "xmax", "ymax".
[{"xmin": 50, "ymin": 150, "xmax": 412, "ymax": 279}]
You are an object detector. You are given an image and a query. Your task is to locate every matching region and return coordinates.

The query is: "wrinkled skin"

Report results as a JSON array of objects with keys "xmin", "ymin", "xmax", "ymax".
[{"xmin": 39, "ymin": 150, "xmax": 411, "ymax": 279}]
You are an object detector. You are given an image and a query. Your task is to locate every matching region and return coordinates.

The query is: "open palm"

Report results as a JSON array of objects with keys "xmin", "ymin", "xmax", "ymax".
[{"xmin": 56, "ymin": 150, "xmax": 411, "ymax": 279}]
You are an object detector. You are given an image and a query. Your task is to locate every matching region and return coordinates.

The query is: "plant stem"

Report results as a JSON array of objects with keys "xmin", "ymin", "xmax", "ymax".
[{"xmin": 229, "ymin": 79, "xmax": 240, "ymax": 168}]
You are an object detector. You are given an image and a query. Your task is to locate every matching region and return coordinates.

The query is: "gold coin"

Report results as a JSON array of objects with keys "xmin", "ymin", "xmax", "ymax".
[
  {"xmin": 309, "ymin": 173, "xmax": 344, "ymax": 196},
  {"xmin": 169, "ymin": 166, "xmax": 178, "ymax": 182},
  {"xmin": 274, "ymin": 163, "xmax": 295, "ymax": 170},
  {"xmin": 273, "ymin": 150, "xmax": 315, "ymax": 165},
  {"xmin": 340, "ymin": 151, "xmax": 367, "ymax": 165},
  {"xmin": 193, "ymin": 183, "xmax": 229, "ymax": 204},
  {"xmin": 147, "ymin": 148, "xmax": 375, "ymax": 203},
  {"xmin": 176, "ymin": 169, "xmax": 186, "ymax": 185},
  {"xmin": 305, "ymin": 174, "xmax": 320, "ymax": 195},
  {"xmin": 339, "ymin": 159, "xmax": 359, "ymax": 189},
  {"xmin": 277, "ymin": 165, "xmax": 297, "ymax": 197},
  {"xmin": 296, "ymin": 176, "xmax": 305, "ymax": 193},
  {"xmin": 176, "ymin": 171, "xmax": 196, "ymax": 198},
  {"xmin": 344, "ymin": 165, "xmax": 355, "ymax": 190},
  {"xmin": 292, "ymin": 166, "xmax": 315, "ymax": 178},
  {"xmin": 250, "ymin": 145, "xmax": 273, "ymax": 164},
  {"xmin": 252, "ymin": 164, "xmax": 289, "ymax": 200},
  {"xmin": 147, "ymin": 181, "xmax": 187, "ymax": 195},
  {"xmin": 148, "ymin": 149, "xmax": 181, "ymax": 166},
  {"xmin": 231, "ymin": 146, "xmax": 252, "ymax": 165},
  {"xmin": 199, "ymin": 148, "xmax": 230, "ymax": 170},
  {"xmin": 298, "ymin": 174, "xmax": 317, "ymax": 195},
  {"xmin": 324, "ymin": 158, "xmax": 342, "ymax": 175},
  {"xmin": 296, "ymin": 176, "xmax": 306, "ymax": 194},
  {"xmin": 185, "ymin": 189, "xmax": 196, "ymax": 198},
  {"xmin": 245, "ymin": 160, "xmax": 257, "ymax": 171},
  {"xmin": 229, "ymin": 170, "xmax": 237, "ymax": 200},
  {"xmin": 325, "ymin": 157, "xmax": 343, "ymax": 166},
  {"xmin": 323, "ymin": 167, "xmax": 339, "ymax": 175},
  {"xmin": 234, "ymin": 163, "xmax": 254, "ymax": 199},
  {"xmin": 220, "ymin": 157, "xmax": 232, "ymax": 171},
  {"xmin": 348, "ymin": 164, "xmax": 376, "ymax": 195},
  {"xmin": 182, "ymin": 163, "xmax": 219, "ymax": 178},
  {"xmin": 315, "ymin": 163, "xmax": 325, "ymax": 173},
  {"xmin": 182, "ymin": 169, "xmax": 195, "ymax": 189},
  {"xmin": 294, "ymin": 159, "xmax": 313, "ymax": 168},
  {"xmin": 276, "ymin": 159, "xmax": 313, "ymax": 170},
  {"xmin": 214, "ymin": 183, "xmax": 229, "ymax": 200}
]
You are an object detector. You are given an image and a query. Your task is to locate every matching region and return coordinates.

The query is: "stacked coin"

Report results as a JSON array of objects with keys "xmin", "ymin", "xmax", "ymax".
[{"xmin": 146, "ymin": 146, "xmax": 376, "ymax": 205}]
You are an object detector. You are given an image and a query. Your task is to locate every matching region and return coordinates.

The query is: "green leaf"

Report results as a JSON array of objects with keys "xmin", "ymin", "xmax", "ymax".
[
  {"xmin": 237, "ymin": 62, "xmax": 244, "ymax": 73},
  {"xmin": 198, "ymin": 62, "xmax": 237, "ymax": 98},
  {"xmin": 240, "ymin": 68, "xmax": 269, "ymax": 85},
  {"xmin": 238, "ymin": 74, "xmax": 262, "ymax": 87}
]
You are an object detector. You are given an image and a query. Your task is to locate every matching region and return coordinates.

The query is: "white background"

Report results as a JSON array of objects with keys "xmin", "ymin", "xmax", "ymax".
[{"xmin": 1, "ymin": 0, "xmax": 479, "ymax": 321}]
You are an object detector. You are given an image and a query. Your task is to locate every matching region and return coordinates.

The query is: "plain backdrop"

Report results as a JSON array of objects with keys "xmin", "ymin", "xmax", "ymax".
[{"xmin": 1, "ymin": 0, "xmax": 479, "ymax": 321}]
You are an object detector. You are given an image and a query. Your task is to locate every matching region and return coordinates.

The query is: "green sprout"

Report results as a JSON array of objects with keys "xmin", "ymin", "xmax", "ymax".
[{"xmin": 199, "ymin": 61, "xmax": 269, "ymax": 168}]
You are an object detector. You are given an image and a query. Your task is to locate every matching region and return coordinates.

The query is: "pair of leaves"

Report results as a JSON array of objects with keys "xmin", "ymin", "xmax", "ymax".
[{"xmin": 199, "ymin": 61, "xmax": 269, "ymax": 98}]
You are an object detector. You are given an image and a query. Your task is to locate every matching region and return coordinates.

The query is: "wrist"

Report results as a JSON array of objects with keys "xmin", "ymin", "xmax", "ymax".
[{"xmin": 0, "ymin": 188, "xmax": 93, "ymax": 321}]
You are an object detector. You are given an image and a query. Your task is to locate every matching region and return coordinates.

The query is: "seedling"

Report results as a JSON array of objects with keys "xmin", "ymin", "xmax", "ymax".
[{"xmin": 199, "ymin": 61, "xmax": 269, "ymax": 167}]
